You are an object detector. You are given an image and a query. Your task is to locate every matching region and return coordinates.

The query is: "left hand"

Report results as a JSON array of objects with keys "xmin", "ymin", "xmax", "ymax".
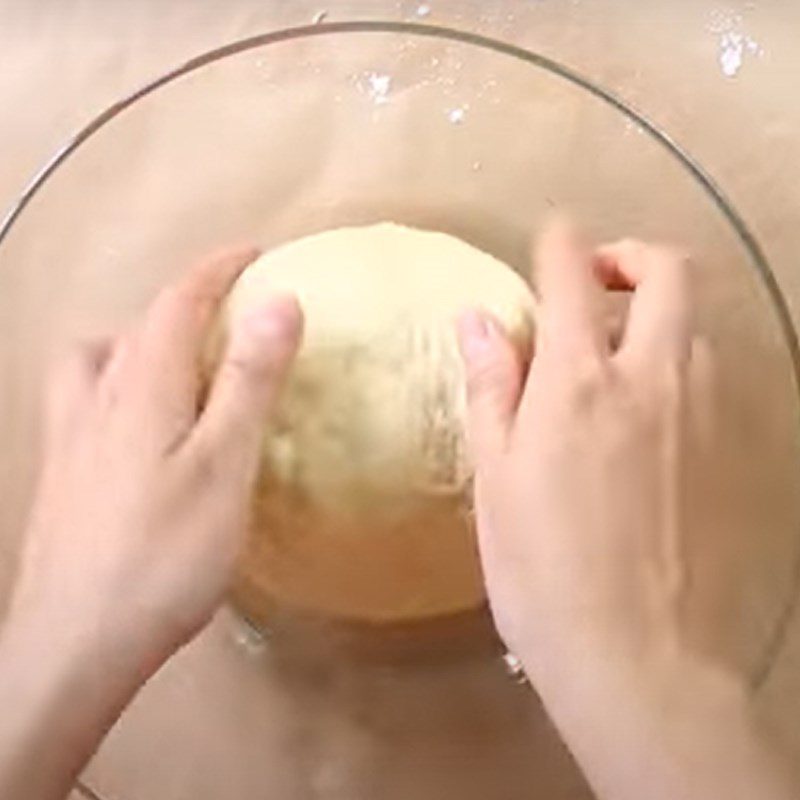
[{"xmin": 6, "ymin": 246, "xmax": 302, "ymax": 676}]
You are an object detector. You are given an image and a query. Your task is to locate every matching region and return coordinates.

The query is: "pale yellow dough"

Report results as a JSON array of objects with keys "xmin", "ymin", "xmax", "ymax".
[{"xmin": 219, "ymin": 222, "xmax": 535, "ymax": 623}]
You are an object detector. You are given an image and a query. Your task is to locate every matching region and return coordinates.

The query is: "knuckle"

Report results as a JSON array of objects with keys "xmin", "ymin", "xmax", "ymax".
[
  {"xmin": 221, "ymin": 353, "xmax": 274, "ymax": 386},
  {"xmin": 656, "ymin": 243, "xmax": 690, "ymax": 264},
  {"xmin": 622, "ymin": 360, "xmax": 687, "ymax": 421},
  {"xmin": 567, "ymin": 357, "xmax": 613, "ymax": 402},
  {"xmin": 616, "ymin": 238, "xmax": 645, "ymax": 258},
  {"xmin": 598, "ymin": 373, "xmax": 658, "ymax": 438},
  {"xmin": 541, "ymin": 352, "xmax": 613, "ymax": 412},
  {"xmin": 612, "ymin": 238, "xmax": 690, "ymax": 273},
  {"xmin": 154, "ymin": 282, "xmax": 213, "ymax": 322},
  {"xmin": 183, "ymin": 286, "xmax": 217, "ymax": 319},
  {"xmin": 653, "ymin": 246, "xmax": 691, "ymax": 279},
  {"xmin": 154, "ymin": 284, "xmax": 186, "ymax": 313},
  {"xmin": 465, "ymin": 358, "xmax": 511, "ymax": 402},
  {"xmin": 186, "ymin": 445, "xmax": 224, "ymax": 484},
  {"xmin": 651, "ymin": 359, "xmax": 687, "ymax": 398},
  {"xmin": 606, "ymin": 396, "xmax": 656, "ymax": 447}
]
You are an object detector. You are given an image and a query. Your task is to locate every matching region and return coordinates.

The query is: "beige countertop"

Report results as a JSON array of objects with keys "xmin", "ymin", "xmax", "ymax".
[{"xmin": 1, "ymin": 1, "xmax": 799, "ymax": 798}]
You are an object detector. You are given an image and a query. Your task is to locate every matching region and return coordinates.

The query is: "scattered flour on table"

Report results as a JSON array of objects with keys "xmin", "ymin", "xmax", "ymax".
[
  {"xmin": 707, "ymin": 7, "xmax": 764, "ymax": 78},
  {"xmin": 446, "ymin": 105, "xmax": 468, "ymax": 124},
  {"xmin": 357, "ymin": 72, "xmax": 393, "ymax": 106}
]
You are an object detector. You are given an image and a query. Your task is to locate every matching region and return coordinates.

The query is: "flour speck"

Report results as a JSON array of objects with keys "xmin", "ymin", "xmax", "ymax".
[
  {"xmin": 447, "ymin": 105, "xmax": 468, "ymax": 124},
  {"xmin": 416, "ymin": 3, "xmax": 432, "ymax": 17},
  {"xmin": 720, "ymin": 31, "xmax": 745, "ymax": 77},
  {"xmin": 746, "ymin": 37, "xmax": 763, "ymax": 55},
  {"xmin": 623, "ymin": 119, "xmax": 645, "ymax": 136},
  {"xmin": 358, "ymin": 72, "xmax": 393, "ymax": 105},
  {"xmin": 708, "ymin": 7, "xmax": 763, "ymax": 78}
]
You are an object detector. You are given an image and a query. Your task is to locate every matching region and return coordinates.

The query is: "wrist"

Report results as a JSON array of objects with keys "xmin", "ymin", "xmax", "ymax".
[
  {"xmin": 0, "ymin": 603, "xmax": 153, "ymax": 800},
  {"xmin": 519, "ymin": 626, "xmax": 754, "ymax": 741},
  {"xmin": 529, "ymin": 640, "xmax": 761, "ymax": 759},
  {"xmin": 1, "ymin": 596, "xmax": 157, "ymax": 712},
  {"xmin": 531, "ymin": 641, "xmax": 800, "ymax": 799}
]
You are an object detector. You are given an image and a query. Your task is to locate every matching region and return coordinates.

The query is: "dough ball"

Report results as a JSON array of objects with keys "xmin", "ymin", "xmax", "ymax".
[{"xmin": 217, "ymin": 223, "xmax": 535, "ymax": 623}]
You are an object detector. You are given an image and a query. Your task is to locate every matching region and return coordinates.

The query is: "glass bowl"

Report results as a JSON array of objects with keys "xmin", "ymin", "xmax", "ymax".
[{"xmin": 1, "ymin": 22, "xmax": 799, "ymax": 799}]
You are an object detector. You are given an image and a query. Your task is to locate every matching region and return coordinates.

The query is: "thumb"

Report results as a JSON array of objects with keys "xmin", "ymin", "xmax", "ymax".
[
  {"xmin": 456, "ymin": 309, "xmax": 525, "ymax": 464},
  {"xmin": 193, "ymin": 294, "xmax": 303, "ymax": 469}
]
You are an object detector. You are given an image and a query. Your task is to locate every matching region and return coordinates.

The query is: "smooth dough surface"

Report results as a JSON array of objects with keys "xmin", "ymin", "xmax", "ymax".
[{"xmin": 219, "ymin": 222, "xmax": 535, "ymax": 623}]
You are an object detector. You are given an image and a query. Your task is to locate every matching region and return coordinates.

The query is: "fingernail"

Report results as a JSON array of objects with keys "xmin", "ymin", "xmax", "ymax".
[
  {"xmin": 242, "ymin": 295, "xmax": 301, "ymax": 344},
  {"xmin": 457, "ymin": 309, "xmax": 493, "ymax": 361}
]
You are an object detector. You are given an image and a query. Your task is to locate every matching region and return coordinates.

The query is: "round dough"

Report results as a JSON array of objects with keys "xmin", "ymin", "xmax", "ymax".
[{"xmin": 217, "ymin": 223, "xmax": 535, "ymax": 623}]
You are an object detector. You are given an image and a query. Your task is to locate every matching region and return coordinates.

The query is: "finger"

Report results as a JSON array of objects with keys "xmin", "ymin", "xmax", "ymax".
[
  {"xmin": 146, "ymin": 245, "xmax": 261, "ymax": 342},
  {"xmin": 687, "ymin": 336, "xmax": 716, "ymax": 450},
  {"xmin": 45, "ymin": 338, "xmax": 113, "ymax": 436},
  {"xmin": 593, "ymin": 253, "xmax": 636, "ymax": 292},
  {"xmin": 534, "ymin": 215, "xmax": 607, "ymax": 357},
  {"xmin": 138, "ymin": 245, "xmax": 261, "ymax": 400},
  {"xmin": 457, "ymin": 309, "xmax": 526, "ymax": 464},
  {"xmin": 595, "ymin": 240, "xmax": 692, "ymax": 368},
  {"xmin": 98, "ymin": 331, "xmax": 137, "ymax": 399},
  {"xmin": 191, "ymin": 294, "xmax": 303, "ymax": 469}
]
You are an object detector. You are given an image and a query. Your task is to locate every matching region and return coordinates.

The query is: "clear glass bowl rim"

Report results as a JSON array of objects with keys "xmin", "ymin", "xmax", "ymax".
[{"xmin": 0, "ymin": 19, "xmax": 797, "ymax": 690}]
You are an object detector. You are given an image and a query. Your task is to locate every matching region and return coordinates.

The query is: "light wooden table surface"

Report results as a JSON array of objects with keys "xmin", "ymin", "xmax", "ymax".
[{"xmin": 1, "ymin": 1, "xmax": 799, "ymax": 798}]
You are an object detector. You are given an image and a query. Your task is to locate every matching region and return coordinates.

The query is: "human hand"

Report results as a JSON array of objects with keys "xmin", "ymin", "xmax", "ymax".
[
  {"xmin": 7, "ymin": 247, "xmax": 302, "ymax": 677},
  {"xmin": 456, "ymin": 221, "xmax": 800, "ymax": 800},
  {"xmin": 457, "ymin": 219, "xmax": 703, "ymax": 686}
]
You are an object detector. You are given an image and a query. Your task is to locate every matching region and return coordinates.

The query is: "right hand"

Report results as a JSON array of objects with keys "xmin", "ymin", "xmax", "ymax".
[
  {"xmin": 457, "ymin": 219, "xmax": 799, "ymax": 800},
  {"xmin": 457, "ymin": 219, "xmax": 703, "ymax": 684}
]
